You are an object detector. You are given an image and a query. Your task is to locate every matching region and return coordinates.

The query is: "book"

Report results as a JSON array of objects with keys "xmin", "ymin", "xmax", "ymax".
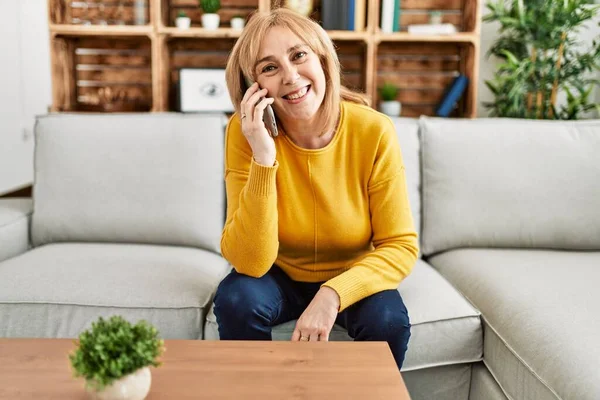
[
  {"xmin": 407, "ymin": 23, "xmax": 457, "ymax": 35},
  {"xmin": 393, "ymin": 0, "xmax": 400, "ymax": 32},
  {"xmin": 348, "ymin": 0, "xmax": 355, "ymax": 30},
  {"xmin": 380, "ymin": 0, "xmax": 395, "ymax": 33},
  {"xmin": 321, "ymin": 0, "xmax": 337, "ymax": 30},
  {"xmin": 354, "ymin": 0, "xmax": 366, "ymax": 31},
  {"xmin": 339, "ymin": 0, "xmax": 349, "ymax": 30},
  {"xmin": 436, "ymin": 74, "xmax": 468, "ymax": 117}
]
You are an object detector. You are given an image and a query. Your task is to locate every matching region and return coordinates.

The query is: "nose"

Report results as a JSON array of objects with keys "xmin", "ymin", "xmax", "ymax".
[{"xmin": 280, "ymin": 61, "xmax": 300, "ymax": 86}]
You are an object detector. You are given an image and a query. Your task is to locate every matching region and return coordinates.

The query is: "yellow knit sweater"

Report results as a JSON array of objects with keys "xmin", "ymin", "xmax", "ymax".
[{"xmin": 220, "ymin": 101, "xmax": 419, "ymax": 311}]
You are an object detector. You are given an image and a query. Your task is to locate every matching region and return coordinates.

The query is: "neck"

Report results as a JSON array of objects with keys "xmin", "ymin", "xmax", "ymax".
[{"xmin": 279, "ymin": 115, "xmax": 326, "ymax": 149}]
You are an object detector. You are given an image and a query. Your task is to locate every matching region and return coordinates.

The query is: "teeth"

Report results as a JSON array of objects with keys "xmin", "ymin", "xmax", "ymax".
[{"xmin": 286, "ymin": 86, "xmax": 308, "ymax": 100}]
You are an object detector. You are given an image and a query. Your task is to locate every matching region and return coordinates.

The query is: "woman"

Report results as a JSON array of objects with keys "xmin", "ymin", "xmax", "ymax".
[{"xmin": 214, "ymin": 7, "xmax": 419, "ymax": 369}]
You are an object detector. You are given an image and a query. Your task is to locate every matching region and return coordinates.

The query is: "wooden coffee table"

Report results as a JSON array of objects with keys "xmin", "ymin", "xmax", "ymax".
[{"xmin": 0, "ymin": 339, "xmax": 410, "ymax": 399}]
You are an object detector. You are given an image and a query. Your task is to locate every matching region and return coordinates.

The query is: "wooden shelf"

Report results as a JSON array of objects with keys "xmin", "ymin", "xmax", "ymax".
[
  {"xmin": 160, "ymin": 27, "xmax": 368, "ymax": 41},
  {"xmin": 327, "ymin": 31, "xmax": 369, "ymax": 41},
  {"xmin": 375, "ymin": 32, "xmax": 478, "ymax": 44},
  {"xmin": 48, "ymin": 0, "xmax": 481, "ymax": 118},
  {"xmin": 49, "ymin": 24, "xmax": 153, "ymax": 37},
  {"xmin": 160, "ymin": 27, "xmax": 243, "ymax": 39}
]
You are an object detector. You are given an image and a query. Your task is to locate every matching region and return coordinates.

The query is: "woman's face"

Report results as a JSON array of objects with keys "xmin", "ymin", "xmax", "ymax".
[{"xmin": 254, "ymin": 26, "xmax": 326, "ymax": 124}]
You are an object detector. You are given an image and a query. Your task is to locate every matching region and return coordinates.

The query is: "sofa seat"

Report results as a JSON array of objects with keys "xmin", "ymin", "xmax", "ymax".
[
  {"xmin": 0, "ymin": 198, "xmax": 32, "ymax": 263},
  {"xmin": 429, "ymin": 248, "xmax": 600, "ymax": 400},
  {"xmin": 0, "ymin": 243, "xmax": 230, "ymax": 339},
  {"xmin": 205, "ymin": 259, "xmax": 483, "ymax": 372}
]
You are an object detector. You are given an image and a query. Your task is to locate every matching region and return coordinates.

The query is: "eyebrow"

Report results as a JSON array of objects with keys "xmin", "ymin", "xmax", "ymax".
[{"xmin": 254, "ymin": 44, "xmax": 308, "ymax": 69}]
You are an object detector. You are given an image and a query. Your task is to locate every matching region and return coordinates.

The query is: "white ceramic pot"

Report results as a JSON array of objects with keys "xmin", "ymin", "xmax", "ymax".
[
  {"xmin": 201, "ymin": 13, "xmax": 220, "ymax": 30},
  {"xmin": 175, "ymin": 17, "xmax": 191, "ymax": 29},
  {"xmin": 230, "ymin": 17, "xmax": 245, "ymax": 30},
  {"xmin": 379, "ymin": 101, "xmax": 402, "ymax": 117},
  {"xmin": 87, "ymin": 367, "xmax": 151, "ymax": 400}
]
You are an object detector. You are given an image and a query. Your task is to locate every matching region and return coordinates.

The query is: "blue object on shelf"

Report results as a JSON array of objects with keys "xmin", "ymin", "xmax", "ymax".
[
  {"xmin": 348, "ymin": 0, "xmax": 355, "ymax": 30},
  {"xmin": 436, "ymin": 74, "xmax": 469, "ymax": 117}
]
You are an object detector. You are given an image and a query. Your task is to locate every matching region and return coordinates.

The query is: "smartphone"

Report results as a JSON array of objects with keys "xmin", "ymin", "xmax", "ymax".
[{"xmin": 244, "ymin": 77, "xmax": 278, "ymax": 138}]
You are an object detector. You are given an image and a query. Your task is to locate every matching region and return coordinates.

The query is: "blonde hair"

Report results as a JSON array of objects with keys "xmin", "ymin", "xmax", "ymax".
[{"xmin": 225, "ymin": 7, "xmax": 370, "ymax": 137}]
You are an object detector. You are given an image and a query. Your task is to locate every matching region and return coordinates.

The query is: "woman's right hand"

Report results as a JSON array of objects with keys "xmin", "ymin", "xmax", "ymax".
[{"xmin": 240, "ymin": 82, "xmax": 277, "ymax": 166}]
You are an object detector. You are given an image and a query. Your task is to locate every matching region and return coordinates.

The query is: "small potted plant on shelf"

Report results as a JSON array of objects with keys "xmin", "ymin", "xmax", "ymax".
[
  {"xmin": 69, "ymin": 315, "xmax": 165, "ymax": 400},
  {"xmin": 230, "ymin": 14, "xmax": 245, "ymax": 30},
  {"xmin": 176, "ymin": 10, "xmax": 191, "ymax": 29},
  {"xmin": 378, "ymin": 82, "xmax": 401, "ymax": 116},
  {"xmin": 199, "ymin": 0, "xmax": 221, "ymax": 30}
]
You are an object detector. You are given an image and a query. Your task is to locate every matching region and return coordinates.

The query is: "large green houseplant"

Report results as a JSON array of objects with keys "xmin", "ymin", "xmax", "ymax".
[
  {"xmin": 483, "ymin": 0, "xmax": 600, "ymax": 119},
  {"xmin": 69, "ymin": 315, "xmax": 164, "ymax": 400}
]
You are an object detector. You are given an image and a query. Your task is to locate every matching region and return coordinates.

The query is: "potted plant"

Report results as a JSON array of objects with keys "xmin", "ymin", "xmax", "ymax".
[
  {"xmin": 230, "ymin": 14, "xmax": 245, "ymax": 30},
  {"xmin": 175, "ymin": 10, "xmax": 191, "ymax": 29},
  {"xmin": 69, "ymin": 315, "xmax": 165, "ymax": 400},
  {"xmin": 378, "ymin": 82, "xmax": 401, "ymax": 116},
  {"xmin": 199, "ymin": 0, "xmax": 221, "ymax": 30},
  {"xmin": 483, "ymin": 0, "xmax": 600, "ymax": 119}
]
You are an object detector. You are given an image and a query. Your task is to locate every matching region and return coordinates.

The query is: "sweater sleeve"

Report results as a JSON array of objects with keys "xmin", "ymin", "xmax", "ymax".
[
  {"xmin": 322, "ymin": 117, "xmax": 419, "ymax": 311},
  {"xmin": 220, "ymin": 114, "xmax": 279, "ymax": 278}
]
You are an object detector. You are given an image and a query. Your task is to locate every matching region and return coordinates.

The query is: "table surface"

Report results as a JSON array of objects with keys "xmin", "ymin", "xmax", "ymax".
[{"xmin": 0, "ymin": 338, "xmax": 411, "ymax": 399}]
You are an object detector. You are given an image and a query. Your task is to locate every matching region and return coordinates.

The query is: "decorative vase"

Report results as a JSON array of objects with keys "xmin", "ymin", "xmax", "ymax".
[
  {"xmin": 201, "ymin": 13, "xmax": 220, "ymax": 30},
  {"xmin": 176, "ymin": 17, "xmax": 191, "ymax": 29},
  {"xmin": 379, "ymin": 101, "xmax": 402, "ymax": 117},
  {"xmin": 87, "ymin": 367, "xmax": 151, "ymax": 400},
  {"xmin": 230, "ymin": 17, "xmax": 245, "ymax": 30}
]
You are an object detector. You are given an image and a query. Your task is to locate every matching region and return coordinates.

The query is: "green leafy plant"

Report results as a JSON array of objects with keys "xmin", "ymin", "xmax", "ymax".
[
  {"xmin": 379, "ymin": 82, "xmax": 399, "ymax": 101},
  {"xmin": 69, "ymin": 316, "xmax": 165, "ymax": 392},
  {"xmin": 483, "ymin": 0, "xmax": 600, "ymax": 119},
  {"xmin": 177, "ymin": 10, "xmax": 188, "ymax": 18},
  {"xmin": 199, "ymin": 0, "xmax": 221, "ymax": 14}
]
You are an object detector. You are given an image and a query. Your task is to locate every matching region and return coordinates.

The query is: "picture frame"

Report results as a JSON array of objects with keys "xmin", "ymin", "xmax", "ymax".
[{"xmin": 179, "ymin": 68, "xmax": 234, "ymax": 113}]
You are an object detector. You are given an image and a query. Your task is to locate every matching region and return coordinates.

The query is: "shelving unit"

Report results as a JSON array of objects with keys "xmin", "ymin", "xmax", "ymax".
[{"xmin": 48, "ymin": 0, "xmax": 481, "ymax": 117}]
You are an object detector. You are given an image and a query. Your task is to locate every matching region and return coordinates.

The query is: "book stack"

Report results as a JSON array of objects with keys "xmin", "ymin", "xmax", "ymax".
[
  {"xmin": 380, "ymin": 0, "xmax": 401, "ymax": 33},
  {"xmin": 321, "ymin": 0, "xmax": 366, "ymax": 31}
]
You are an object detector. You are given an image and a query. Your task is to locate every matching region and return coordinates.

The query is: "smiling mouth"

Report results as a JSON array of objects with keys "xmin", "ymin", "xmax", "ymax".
[{"xmin": 283, "ymin": 85, "xmax": 310, "ymax": 100}]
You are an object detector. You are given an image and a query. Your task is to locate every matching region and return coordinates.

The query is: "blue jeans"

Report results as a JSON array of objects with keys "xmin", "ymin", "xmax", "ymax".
[{"xmin": 213, "ymin": 266, "xmax": 411, "ymax": 369}]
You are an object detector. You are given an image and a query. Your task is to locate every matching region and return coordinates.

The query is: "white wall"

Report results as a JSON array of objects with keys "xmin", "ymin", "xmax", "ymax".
[
  {"xmin": 0, "ymin": 0, "xmax": 51, "ymax": 195},
  {"xmin": 478, "ymin": 5, "xmax": 600, "ymax": 117}
]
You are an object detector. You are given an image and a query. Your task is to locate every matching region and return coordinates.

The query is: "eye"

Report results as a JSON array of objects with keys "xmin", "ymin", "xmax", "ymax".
[
  {"xmin": 262, "ymin": 65, "xmax": 276, "ymax": 73},
  {"xmin": 294, "ymin": 51, "xmax": 307, "ymax": 60}
]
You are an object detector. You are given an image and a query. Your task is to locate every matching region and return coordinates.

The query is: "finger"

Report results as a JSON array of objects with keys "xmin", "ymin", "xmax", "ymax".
[
  {"xmin": 240, "ymin": 81, "xmax": 259, "ymax": 106},
  {"xmin": 245, "ymin": 88, "xmax": 268, "ymax": 122},
  {"xmin": 319, "ymin": 330, "xmax": 330, "ymax": 342},
  {"xmin": 291, "ymin": 328, "xmax": 301, "ymax": 342},
  {"xmin": 240, "ymin": 83, "xmax": 259, "ymax": 121},
  {"xmin": 254, "ymin": 97, "xmax": 275, "ymax": 122},
  {"xmin": 309, "ymin": 331, "xmax": 319, "ymax": 342}
]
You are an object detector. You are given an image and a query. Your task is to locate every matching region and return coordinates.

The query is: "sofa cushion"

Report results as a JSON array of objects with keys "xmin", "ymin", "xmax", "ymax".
[
  {"xmin": 391, "ymin": 118, "xmax": 421, "ymax": 245},
  {"xmin": 205, "ymin": 259, "xmax": 483, "ymax": 371},
  {"xmin": 419, "ymin": 117, "xmax": 600, "ymax": 256},
  {"xmin": 0, "ymin": 243, "xmax": 230, "ymax": 339},
  {"xmin": 429, "ymin": 248, "xmax": 600, "ymax": 400},
  {"xmin": 0, "ymin": 198, "xmax": 32, "ymax": 263},
  {"xmin": 32, "ymin": 113, "xmax": 227, "ymax": 252}
]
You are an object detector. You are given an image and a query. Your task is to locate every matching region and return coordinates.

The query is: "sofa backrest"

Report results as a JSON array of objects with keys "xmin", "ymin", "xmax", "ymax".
[
  {"xmin": 391, "ymin": 118, "xmax": 421, "ymax": 249},
  {"xmin": 420, "ymin": 117, "xmax": 600, "ymax": 256},
  {"xmin": 32, "ymin": 113, "xmax": 227, "ymax": 253}
]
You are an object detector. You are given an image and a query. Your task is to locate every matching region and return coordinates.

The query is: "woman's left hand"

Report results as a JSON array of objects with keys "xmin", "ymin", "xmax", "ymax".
[{"xmin": 292, "ymin": 287, "xmax": 340, "ymax": 342}]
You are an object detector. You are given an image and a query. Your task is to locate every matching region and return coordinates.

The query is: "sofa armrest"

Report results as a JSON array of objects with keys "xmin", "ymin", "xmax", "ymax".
[{"xmin": 0, "ymin": 198, "xmax": 33, "ymax": 262}]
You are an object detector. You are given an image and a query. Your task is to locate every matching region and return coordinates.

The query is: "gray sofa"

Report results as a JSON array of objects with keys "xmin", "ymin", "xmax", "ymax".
[{"xmin": 1, "ymin": 112, "xmax": 598, "ymax": 400}]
